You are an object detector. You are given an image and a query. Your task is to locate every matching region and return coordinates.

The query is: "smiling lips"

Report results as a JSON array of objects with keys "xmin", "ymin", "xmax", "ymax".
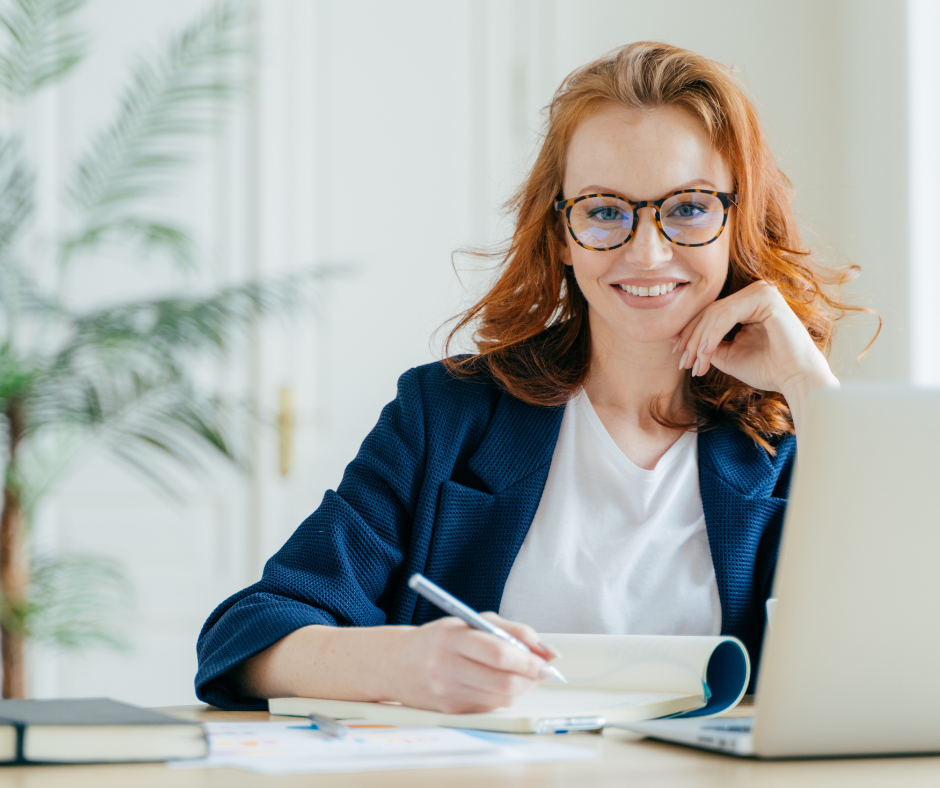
[
  {"xmin": 617, "ymin": 282, "xmax": 680, "ymax": 297},
  {"xmin": 610, "ymin": 280, "xmax": 687, "ymax": 309},
  {"xmin": 615, "ymin": 281, "xmax": 687, "ymax": 297}
]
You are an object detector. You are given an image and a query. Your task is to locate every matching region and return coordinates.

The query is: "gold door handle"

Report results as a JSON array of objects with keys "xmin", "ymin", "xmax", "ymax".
[{"xmin": 278, "ymin": 386, "xmax": 295, "ymax": 477}]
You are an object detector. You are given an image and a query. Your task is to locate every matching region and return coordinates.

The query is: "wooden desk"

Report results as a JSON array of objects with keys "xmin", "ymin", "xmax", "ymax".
[{"xmin": 0, "ymin": 701, "xmax": 938, "ymax": 787}]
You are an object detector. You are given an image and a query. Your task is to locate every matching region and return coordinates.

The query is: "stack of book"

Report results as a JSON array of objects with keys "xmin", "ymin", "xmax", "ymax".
[{"xmin": 0, "ymin": 698, "xmax": 206, "ymax": 764}]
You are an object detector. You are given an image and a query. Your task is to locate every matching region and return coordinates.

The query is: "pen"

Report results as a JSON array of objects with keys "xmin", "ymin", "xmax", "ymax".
[
  {"xmin": 407, "ymin": 573, "xmax": 568, "ymax": 684},
  {"xmin": 307, "ymin": 713, "xmax": 347, "ymax": 738}
]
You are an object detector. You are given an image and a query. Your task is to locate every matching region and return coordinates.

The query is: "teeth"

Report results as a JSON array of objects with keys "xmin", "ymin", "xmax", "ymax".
[{"xmin": 618, "ymin": 282, "xmax": 681, "ymax": 297}]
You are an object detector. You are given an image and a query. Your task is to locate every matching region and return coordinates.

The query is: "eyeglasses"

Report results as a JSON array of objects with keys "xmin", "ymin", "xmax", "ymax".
[{"xmin": 554, "ymin": 189, "xmax": 737, "ymax": 251}]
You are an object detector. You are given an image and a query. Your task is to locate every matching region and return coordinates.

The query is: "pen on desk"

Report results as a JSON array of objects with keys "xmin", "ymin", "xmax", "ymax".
[
  {"xmin": 407, "ymin": 573, "xmax": 568, "ymax": 684},
  {"xmin": 307, "ymin": 713, "xmax": 347, "ymax": 738}
]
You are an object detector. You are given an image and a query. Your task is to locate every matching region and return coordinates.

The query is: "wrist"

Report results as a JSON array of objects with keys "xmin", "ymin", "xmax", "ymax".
[
  {"xmin": 780, "ymin": 367, "xmax": 839, "ymax": 407},
  {"xmin": 266, "ymin": 624, "xmax": 410, "ymax": 703},
  {"xmin": 364, "ymin": 625, "xmax": 414, "ymax": 702},
  {"xmin": 779, "ymin": 367, "xmax": 839, "ymax": 442}
]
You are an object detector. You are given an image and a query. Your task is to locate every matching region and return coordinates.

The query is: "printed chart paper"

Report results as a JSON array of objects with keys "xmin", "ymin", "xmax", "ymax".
[{"xmin": 168, "ymin": 721, "xmax": 596, "ymax": 775}]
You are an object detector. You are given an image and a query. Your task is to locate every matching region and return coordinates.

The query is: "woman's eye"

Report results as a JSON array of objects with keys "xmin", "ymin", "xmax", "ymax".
[
  {"xmin": 669, "ymin": 202, "xmax": 707, "ymax": 218},
  {"xmin": 588, "ymin": 206, "xmax": 624, "ymax": 222}
]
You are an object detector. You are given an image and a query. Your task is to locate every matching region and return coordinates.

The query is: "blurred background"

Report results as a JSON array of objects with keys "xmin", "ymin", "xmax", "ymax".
[{"xmin": 5, "ymin": 0, "xmax": 934, "ymax": 706}]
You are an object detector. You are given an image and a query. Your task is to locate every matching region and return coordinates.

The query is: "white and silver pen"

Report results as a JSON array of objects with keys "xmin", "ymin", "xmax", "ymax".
[
  {"xmin": 407, "ymin": 573, "xmax": 568, "ymax": 684},
  {"xmin": 307, "ymin": 713, "xmax": 347, "ymax": 738}
]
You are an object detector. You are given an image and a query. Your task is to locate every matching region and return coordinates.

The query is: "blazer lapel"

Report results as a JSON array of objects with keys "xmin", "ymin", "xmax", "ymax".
[
  {"xmin": 467, "ymin": 390, "xmax": 566, "ymax": 494},
  {"xmin": 414, "ymin": 391, "xmax": 564, "ymax": 622},
  {"xmin": 697, "ymin": 425, "xmax": 788, "ymax": 642}
]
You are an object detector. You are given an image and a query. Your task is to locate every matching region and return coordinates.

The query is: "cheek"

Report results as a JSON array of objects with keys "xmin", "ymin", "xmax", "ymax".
[
  {"xmin": 567, "ymin": 247, "xmax": 611, "ymax": 295},
  {"xmin": 690, "ymin": 244, "xmax": 730, "ymax": 299}
]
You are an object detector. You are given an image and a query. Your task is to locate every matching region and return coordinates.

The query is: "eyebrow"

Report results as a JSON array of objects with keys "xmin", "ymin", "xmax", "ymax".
[{"xmin": 577, "ymin": 179, "xmax": 719, "ymax": 199}]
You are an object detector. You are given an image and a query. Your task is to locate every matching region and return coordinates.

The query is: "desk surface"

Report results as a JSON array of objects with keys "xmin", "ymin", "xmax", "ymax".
[{"xmin": 0, "ymin": 700, "xmax": 938, "ymax": 787}]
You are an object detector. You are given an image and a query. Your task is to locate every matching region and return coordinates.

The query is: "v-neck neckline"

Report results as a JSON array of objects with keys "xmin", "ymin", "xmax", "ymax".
[{"xmin": 576, "ymin": 389, "xmax": 696, "ymax": 480}]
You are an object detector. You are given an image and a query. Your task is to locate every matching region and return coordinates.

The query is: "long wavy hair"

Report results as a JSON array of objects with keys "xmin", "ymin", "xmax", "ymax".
[{"xmin": 444, "ymin": 41, "xmax": 877, "ymax": 451}]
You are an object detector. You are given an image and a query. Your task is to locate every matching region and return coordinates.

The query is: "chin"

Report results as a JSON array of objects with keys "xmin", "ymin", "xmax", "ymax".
[
  {"xmin": 621, "ymin": 311, "xmax": 691, "ymax": 342},
  {"xmin": 599, "ymin": 319, "xmax": 682, "ymax": 347},
  {"xmin": 627, "ymin": 326, "xmax": 682, "ymax": 345}
]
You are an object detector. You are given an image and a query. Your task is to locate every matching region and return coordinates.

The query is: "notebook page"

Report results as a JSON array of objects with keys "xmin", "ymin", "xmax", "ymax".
[
  {"xmin": 483, "ymin": 687, "xmax": 695, "ymax": 717},
  {"xmin": 540, "ymin": 634, "xmax": 741, "ymax": 693}
]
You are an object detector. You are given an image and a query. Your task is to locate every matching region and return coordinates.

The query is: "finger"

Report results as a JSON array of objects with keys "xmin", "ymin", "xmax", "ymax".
[
  {"xmin": 676, "ymin": 308, "xmax": 707, "ymax": 354},
  {"xmin": 439, "ymin": 686, "xmax": 518, "ymax": 714},
  {"xmin": 677, "ymin": 310, "xmax": 709, "ymax": 369},
  {"xmin": 435, "ymin": 677, "xmax": 534, "ymax": 714},
  {"xmin": 450, "ymin": 654, "xmax": 543, "ymax": 698},
  {"xmin": 708, "ymin": 340, "xmax": 735, "ymax": 373},
  {"xmin": 682, "ymin": 281, "xmax": 783, "ymax": 374},
  {"xmin": 535, "ymin": 640, "xmax": 562, "ymax": 660},
  {"xmin": 695, "ymin": 323, "xmax": 721, "ymax": 376},
  {"xmin": 683, "ymin": 309, "xmax": 718, "ymax": 374},
  {"xmin": 478, "ymin": 612, "xmax": 559, "ymax": 659},
  {"xmin": 689, "ymin": 291, "xmax": 769, "ymax": 376},
  {"xmin": 690, "ymin": 311, "xmax": 726, "ymax": 376},
  {"xmin": 455, "ymin": 630, "xmax": 547, "ymax": 679},
  {"xmin": 479, "ymin": 612, "xmax": 539, "ymax": 647},
  {"xmin": 419, "ymin": 669, "xmax": 535, "ymax": 715}
]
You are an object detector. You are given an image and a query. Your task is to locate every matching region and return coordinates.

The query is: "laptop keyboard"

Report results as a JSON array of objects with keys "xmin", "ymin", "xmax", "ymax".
[{"xmin": 701, "ymin": 720, "xmax": 754, "ymax": 733}]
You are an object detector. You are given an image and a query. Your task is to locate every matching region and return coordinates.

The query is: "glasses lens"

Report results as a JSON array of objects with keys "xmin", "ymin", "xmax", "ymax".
[
  {"xmin": 660, "ymin": 193, "xmax": 725, "ymax": 245},
  {"xmin": 568, "ymin": 195, "xmax": 633, "ymax": 248}
]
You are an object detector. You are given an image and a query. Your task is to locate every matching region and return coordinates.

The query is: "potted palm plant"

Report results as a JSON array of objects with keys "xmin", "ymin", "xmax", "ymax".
[{"xmin": 0, "ymin": 0, "xmax": 319, "ymax": 697}]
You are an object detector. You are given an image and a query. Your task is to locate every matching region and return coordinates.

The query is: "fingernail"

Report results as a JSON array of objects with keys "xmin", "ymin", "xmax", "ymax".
[
  {"xmin": 692, "ymin": 359, "xmax": 700, "ymax": 377},
  {"xmin": 679, "ymin": 350, "xmax": 689, "ymax": 370},
  {"xmin": 536, "ymin": 641, "xmax": 562, "ymax": 660},
  {"xmin": 537, "ymin": 664, "xmax": 556, "ymax": 680},
  {"xmin": 672, "ymin": 341, "xmax": 679, "ymax": 354}
]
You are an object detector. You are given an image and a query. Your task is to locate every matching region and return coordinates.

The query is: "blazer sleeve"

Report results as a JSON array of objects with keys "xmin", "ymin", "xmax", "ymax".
[{"xmin": 194, "ymin": 367, "xmax": 429, "ymax": 710}]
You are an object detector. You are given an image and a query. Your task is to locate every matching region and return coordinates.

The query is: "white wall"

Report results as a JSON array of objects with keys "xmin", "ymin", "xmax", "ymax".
[
  {"xmin": 909, "ymin": 0, "xmax": 940, "ymax": 385},
  {"xmin": 27, "ymin": 0, "xmax": 917, "ymax": 706}
]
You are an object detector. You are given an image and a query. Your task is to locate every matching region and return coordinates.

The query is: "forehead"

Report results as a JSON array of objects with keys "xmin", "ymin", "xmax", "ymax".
[{"xmin": 563, "ymin": 103, "xmax": 733, "ymax": 199}]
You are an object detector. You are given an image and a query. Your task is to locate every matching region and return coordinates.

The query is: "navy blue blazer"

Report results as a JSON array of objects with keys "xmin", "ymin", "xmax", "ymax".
[{"xmin": 196, "ymin": 361, "xmax": 796, "ymax": 710}]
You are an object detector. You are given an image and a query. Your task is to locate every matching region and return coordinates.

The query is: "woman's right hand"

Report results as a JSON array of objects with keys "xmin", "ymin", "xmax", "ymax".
[
  {"xmin": 233, "ymin": 615, "xmax": 557, "ymax": 714},
  {"xmin": 379, "ymin": 613, "xmax": 556, "ymax": 714}
]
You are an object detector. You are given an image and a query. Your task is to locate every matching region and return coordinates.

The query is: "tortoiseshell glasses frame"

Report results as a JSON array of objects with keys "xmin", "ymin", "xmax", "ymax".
[{"xmin": 553, "ymin": 189, "xmax": 738, "ymax": 251}]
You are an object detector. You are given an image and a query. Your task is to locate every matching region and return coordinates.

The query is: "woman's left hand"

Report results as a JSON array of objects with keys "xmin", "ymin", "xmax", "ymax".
[{"xmin": 673, "ymin": 280, "xmax": 838, "ymax": 410}]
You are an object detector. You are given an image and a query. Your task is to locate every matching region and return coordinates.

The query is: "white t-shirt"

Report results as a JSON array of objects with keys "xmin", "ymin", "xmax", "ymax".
[{"xmin": 498, "ymin": 389, "xmax": 722, "ymax": 636}]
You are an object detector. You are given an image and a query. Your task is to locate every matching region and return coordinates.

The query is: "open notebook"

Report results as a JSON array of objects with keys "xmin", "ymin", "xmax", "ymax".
[{"xmin": 269, "ymin": 634, "xmax": 750, "ymax": 733}]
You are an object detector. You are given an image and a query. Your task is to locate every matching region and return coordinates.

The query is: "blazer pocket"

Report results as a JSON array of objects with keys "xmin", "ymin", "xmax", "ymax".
[
  {"xmin": 426, "ymin": 481, "xmax": 496, "ymax": 570},
  {"xmin": 414, "ymin": 481, "xmax": 500, "ymax": 621}
]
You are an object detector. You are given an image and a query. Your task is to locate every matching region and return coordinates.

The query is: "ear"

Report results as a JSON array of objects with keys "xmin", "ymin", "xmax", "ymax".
[{"xmin": 555, "ymin": 215, "xmax": 573, "ymax": 266}]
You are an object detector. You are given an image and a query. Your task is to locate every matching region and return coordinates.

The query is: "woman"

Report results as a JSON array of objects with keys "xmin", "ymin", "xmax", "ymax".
[{"xmin": 195, "ymin": 42, "xmax": 870, "ymax": 713}]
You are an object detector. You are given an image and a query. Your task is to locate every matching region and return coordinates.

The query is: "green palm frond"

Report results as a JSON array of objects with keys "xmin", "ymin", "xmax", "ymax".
[
  {"xmin": 101, "ymin": 390, "xmax": 244, "ymax": 497},
  {"xmin": 0, "ymin": 342, "xmax": 35, "ymax": 404},
  {"xmin": 0, "ymin": 0, "xmax": 86, "ymax": 98},
  {"xmin": 61, "ymin": 274, "xmax": 319, "ymax": 362},
  {"xmin": 22, "ymin": 553, "xmax": 131, "ymax": 649},
  {"xmin": 0, "ymin": 136, "xmax": 31, "ymax": 250},
  {"xmin": 19, "ymin": 266, "xmax": 338, "ymax": 505},
  {"xmin": 63, "ymin": 0, "xmax": 247, "ymax": 267},
  {"xmin": 22, "ymin": 377, "xmax": 245, "ymax": 505},
  {"xmin": 0, "ymin": 134, "xmax": 51, "ymax": 335},
  {"xmin": 59, "ymin": 216, "xmax": 195, "ymax": 269}
]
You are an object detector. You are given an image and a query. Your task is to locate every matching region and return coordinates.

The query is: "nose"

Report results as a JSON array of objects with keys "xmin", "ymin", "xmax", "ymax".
[{"xmin": 623, "ymin": 206, "xmax": 672, "ymax": 268}]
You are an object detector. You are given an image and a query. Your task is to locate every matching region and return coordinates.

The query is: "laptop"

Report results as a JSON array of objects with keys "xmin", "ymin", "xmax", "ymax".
[{"xmin": 622, "ymin": 385, "xmax": 940, "ymax": 758}]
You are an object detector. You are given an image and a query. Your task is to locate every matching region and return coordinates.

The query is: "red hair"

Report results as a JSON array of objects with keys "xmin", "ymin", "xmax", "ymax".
[{"xmin": 444, "ymin": 41, "xmax": 877, "ymax": 451}]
